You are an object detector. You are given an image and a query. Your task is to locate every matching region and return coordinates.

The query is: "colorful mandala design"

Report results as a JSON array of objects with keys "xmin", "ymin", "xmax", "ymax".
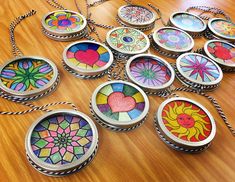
[
  {"xmin": 0, "ymin": 59, "xmax": 54, "ymax": 92},
  {"xmin": 162, "ymin": 100, "xmax": 212, "ymax": 142},
  {"xmin": 207, "ymin": 41, "xmax": 235, "ymax": 65},
  {"xmin": 30, "ymin": 114, "xmax": 93, "ymax": 165},
  {"xmin": 129, "ymin": 57, "xmax": 172, "ymax": 87},
  {"xmin": 96, "ymin": 83, "xmax": 145, "ymax": 121},
  {"xmin": 179, "ymin": 54, "xmax": 220, "ymax": 83},
  {"xmin": 108, "ymin": 28, "xmax": 148, "ymax": 53},
  {"xmin": 119, "ymin": 5, "xmax": 154, "ymax": 24},
  {"xmin": 172, "ymin": 13, "xmax": 205, "ymax": 31},
  {"xmin": 45, "ymin": 11, "xmax": 85, "ymax": 32},
  {"xmin": 66, "ymin": 42, "xmax": 111, "ymax": 70},
  {"xmin": 155, "ymin": 28, "xmax": 193, "ymax": 50},
  {"xmin": 211, "ymin": 19, "xmax": 235, "ymax": 38}
]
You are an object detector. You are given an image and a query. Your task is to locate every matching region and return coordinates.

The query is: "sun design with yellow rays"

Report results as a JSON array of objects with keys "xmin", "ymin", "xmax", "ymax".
[{"xmin": 162, "ymin": 101, "xmax": 212, "ymax": 142}]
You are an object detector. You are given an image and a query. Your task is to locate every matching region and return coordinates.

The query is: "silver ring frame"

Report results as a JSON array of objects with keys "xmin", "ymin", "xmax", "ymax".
[
  {"xmin": 156, "ymin": 97, "xmax": 216, "ymax": 148},
  {"xmin": 63, "ymin": 40, "xmax": 114, "ymax": 76},
  {"xmin": 91, "ymin": 80, "xmax": 149, "ymax": 127},
  {"xmin": 152, "ymin": 27, "xmax": 194, "ymax": 53},
  {"xmin": 41, "ymin": 10, "xmax": 87, "ymax": 36},
  {"xmin": 0, "ymin": 56, "xmax": 59, "ymax": 98},
  {"xmin": 169, "ymin": 11, "xmax": 206, "ymax": 34},
  {"xmin": 106, "ymin": 27, "xmax": 150, "ymax": 55},
  {"xmin": 117, "ymin": 5, "xmax": 156, "ymax": 27},
  {"xmin": 25, "ymin": 109, "xmax": 98, "ymax": 172},
  {"xmin": 125, "ymin": 54, "xmax": 175, "ymax": 92},
  {"xmin": 208, "ymin": 18, "xmax": 235, "ymax": 42},
  {"xmin": 176, "ymin": 53, "xmax": 223, "ymax": 86}
]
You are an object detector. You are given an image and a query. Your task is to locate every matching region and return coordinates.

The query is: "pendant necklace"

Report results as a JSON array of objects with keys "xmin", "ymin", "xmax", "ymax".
[
  {"xmin": 0, "ymin": 10, "xmax": 59, "ymax": 102},
  {"xmin": 185, "ymin": 6, "xmax": 234, "ymax": 42},
  {"xmin": 146, "ymin": 4, "xmax": 195, "ymax": 58},
  {"xmin": 0, "ymin": 10, "xmax": 99, "ymax": 176},
  {"xmin": 116, "ymin": 0, "xmax": 157, "ymax": 31}
]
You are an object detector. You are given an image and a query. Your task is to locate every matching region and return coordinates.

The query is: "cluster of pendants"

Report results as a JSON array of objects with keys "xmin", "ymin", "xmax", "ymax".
[{"xmin": 0, "ymin": 1, "xmax": 235, "ymax": 177}]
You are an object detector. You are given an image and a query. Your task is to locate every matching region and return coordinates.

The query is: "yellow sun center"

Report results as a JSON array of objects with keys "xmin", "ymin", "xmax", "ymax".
[{"xmin": 162, "ymin": 102, "xmax": 210, "ymax": 141}]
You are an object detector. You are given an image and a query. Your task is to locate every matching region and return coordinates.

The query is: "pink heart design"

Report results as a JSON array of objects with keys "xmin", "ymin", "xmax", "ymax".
[
  {"xmin": 74, "ymin": 49, "xmax": 99, "ymax": 67},
  {"xmin": 108, "ymin": 92, "xmax": 136, "ymax": 113}
]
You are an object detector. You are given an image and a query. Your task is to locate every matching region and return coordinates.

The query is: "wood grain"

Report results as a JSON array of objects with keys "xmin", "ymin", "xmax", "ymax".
[{"xmin": 0, "ymin": 0, "xmax": 235, "ymax": 181}]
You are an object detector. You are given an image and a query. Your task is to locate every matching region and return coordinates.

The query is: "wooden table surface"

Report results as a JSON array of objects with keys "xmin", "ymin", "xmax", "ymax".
[{"xmin": 0, "ymin": 0, "xmax": 235, "ymax": 181}]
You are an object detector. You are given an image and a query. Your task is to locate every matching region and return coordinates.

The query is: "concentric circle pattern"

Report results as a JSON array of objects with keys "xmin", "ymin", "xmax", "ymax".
[{"xmin": 30, "ymin": 114, "xmax": 93, "ymax": 165}]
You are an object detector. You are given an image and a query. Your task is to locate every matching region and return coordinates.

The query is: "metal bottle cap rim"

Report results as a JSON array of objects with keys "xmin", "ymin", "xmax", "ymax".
[
  {"xmin": 0, "ymin": 56, "xmax": 59, "ymax": 98},
  {"xmin": 125, "ymin": 54, "xmax": 175, "ymax": 92},
  {"xmin": 91, "ymin": 80, "xmax": 149, "ymax": 127},
  {"xmin": 63, "ymin": 40, "xmax": 114, "ymax": 76},
  {"xmin": 176, "ymin": 53, "xmax": 223, "ymax": 86},
  {"xmin": 25, "ymin": 109, "xmax": 98, "ymax": 172},
  {"xmin": 156, "ymin": 97, "xmax": 216, "ymax": 148}
]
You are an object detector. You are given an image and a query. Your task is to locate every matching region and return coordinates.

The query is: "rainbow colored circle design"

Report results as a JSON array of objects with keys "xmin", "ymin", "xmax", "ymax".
[
  {"xmin": 63, "ymin": 41, "xmax": 113, "ymax": 74},
  {"xmin": 153, "ymin": 27, "xmax": 194, "ymax": 52},
  {"xmin": 118, "ymin": 5, "xmax": 156, "ymax": 26},
  {"xmin": 106, "ymin": 27, "xmax": 150, "ymax": 55},
  {"xmin": 209, "ymin": 18, "xmax": 235, "ymax": 40},
  {"xmin": 92, "ymin": 81, "xmax": 149, "ymax": 125},
  {"xmin": 126, "ymin": 54, "xmax": 174, "ymax": 90},
  {"xmin": 176, "ymin": 53, "xmax": 223, "ymax": 84},
  {"xmin": 157, "ymin": 97, "xmax": 216, "ymax": 147},
  {"xmin": 43, "ymin": 10, "xmax": 87, "ymax": 34},
  {"xmin": 170, "ymin": 12, "xmax": 206, "ymax": 32},
  {"xmin": 205, "ymin": 40, "xmax": 235, "ymax": 67},
  {"xmin": 30, "ymin": 114, "xmax": 93, "ymax": 165},
  {"xmin": 0, "ymin": 57, "xmax": 57, "ymax": 95}
]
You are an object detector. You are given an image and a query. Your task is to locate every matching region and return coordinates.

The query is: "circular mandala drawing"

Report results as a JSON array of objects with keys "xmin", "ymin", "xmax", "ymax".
[
  {"xmin": 177, "ymin": 54, "xmax": 221, "ymax": 83},
  {"xmin": 210, "ymin": 19, "xmax": 235, "ymax": 39},
  {"xmin": 205, "ymin": 40, "xmax": 235, "ymax": 66},
  {"xmin": 118, "ymin": 5, "xmax": 155, "ymax": 25},
  {"xmin": 154, "ymin": 28, "xmax": 193, "ymax": 51},
  {"xmin": 129, "ymin": 56, "xmax": 172, "ymax": 87},
  {"xmin": 64, "ymin": 41, "xmax": 113, "ymax": 71},
  {"xmin": 161, "ymin": 100, "xmax": 213, "ymax": 142},
  {"xmin": 171, "ymin": 12, "xmax": 205, "ymax": 32},
  {"xmin": 106, "ymin": 27, "xmax": 149, "ymax": 54},
  {"xmin": 44, "ymin": 11, "xmax": 86, "ymax": 33},
  {"xmin": 30, "ymin": 114, "xmax": 93, "ymax": 165},
  {"xmin": 0, "ymin": 58, "xmax": 55, "ymax": 92}
]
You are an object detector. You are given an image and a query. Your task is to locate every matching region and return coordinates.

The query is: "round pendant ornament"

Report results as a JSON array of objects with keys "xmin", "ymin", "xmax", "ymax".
[
  {"xmin": 151, "ymin": 27, "xmax": 194, "ymax": 58},
  {"xmin": 207, "ymin": 18, "xmax": 235, "ymax": 42},
  {"xmin": 175, "ymin": 53, "xmax": 223, "ymax": 91},
  {"xmin": 63, "ymin": 41, "xmax": 114, "ymax": 79},
  {"xmin": 203, "ymin": 40, "xmax": 235, "ymax": 72},
  {"xmin": 117, "ymin": 5, "xmax": 156, "ymax": 31},
  {"xmin": 25, "ymin": 110, "xmax": 98, "ymax": 176},
  {"xmin": 90, "ymin": 81, "xmax": 149, "ymax": 131},
  {"xmin": 126, "ymin": 54, "xmax": 175, "ymax": 94},
  {"xmin": 155, "ymin": 97, "xmax": 216, "ymax": 152},
  {"xmin": 168, "ymin": 12, "xmax": 206, "ymax": 38},
  {"xmin": 0, "ymin": 56, "xmax": 59, "ymax": 101},
  {"xmin": 42, "ymin": 10, "xmax": 87, "ymax": 41},
  {"xmin": 106, "ymin": 27, "xmax": 150, "ymax": 59}
]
